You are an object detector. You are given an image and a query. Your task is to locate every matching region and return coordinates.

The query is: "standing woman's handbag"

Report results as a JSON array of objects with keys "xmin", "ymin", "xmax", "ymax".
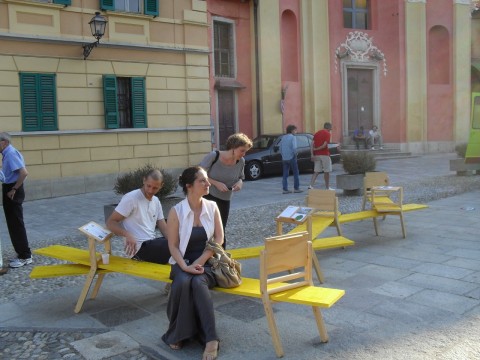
[{"xmin": 204, "ymin": 238, "xmax": 242, "ymax": 288}]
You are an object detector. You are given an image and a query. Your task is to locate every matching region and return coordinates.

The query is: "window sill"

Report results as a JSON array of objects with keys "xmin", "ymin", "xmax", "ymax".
[{"xmin": 3, "ymin": 0, "xmax": 64, "ymax": 10}]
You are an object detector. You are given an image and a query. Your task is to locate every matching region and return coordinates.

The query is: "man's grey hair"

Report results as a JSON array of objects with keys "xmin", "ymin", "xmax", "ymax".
[{"xmin": 0, "ymin": 132, "xmax": 11, "ymax": 143}]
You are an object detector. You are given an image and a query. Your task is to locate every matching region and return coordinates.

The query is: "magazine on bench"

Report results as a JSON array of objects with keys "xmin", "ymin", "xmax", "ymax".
[
  {"xmin": 277, "ymin": 206, "xmax": 313, "ymax": 222},
  {"xmin": 79, "ymin": 221, "xmax": 112, "ymax": 242}
]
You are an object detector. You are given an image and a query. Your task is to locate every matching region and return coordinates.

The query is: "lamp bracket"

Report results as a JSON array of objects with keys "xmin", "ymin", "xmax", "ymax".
[{"xmin": 82, "ymin": 41, "xmax": 99, "ymax": 60}]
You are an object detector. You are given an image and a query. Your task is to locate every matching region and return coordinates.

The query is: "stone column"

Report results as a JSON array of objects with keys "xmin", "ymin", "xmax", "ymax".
[
  {"xmin": 405, "ymin": 0, "xmax": 428, "ymax": 153},
  {"xmin": 300, "ymin": 0, "xmax": 332, "ymax": 133},
  {"xmin": 453, "ymin": 0, "xmax": 472, "ymax": 144}
]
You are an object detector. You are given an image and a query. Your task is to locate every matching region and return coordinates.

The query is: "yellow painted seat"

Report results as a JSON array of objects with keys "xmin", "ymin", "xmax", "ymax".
[
  {"xmin": 362, "ymin": 172, "xmax": 391, "ymax": 210},
  {"xmin": 259, "ymin": 232, "xmax": 344, "ymax": 358}
]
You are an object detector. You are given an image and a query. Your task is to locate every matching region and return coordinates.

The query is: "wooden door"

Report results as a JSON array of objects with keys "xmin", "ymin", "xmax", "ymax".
[
  {"xmin": 217, "ymin": 90, "xmax": 236, "ymax": 149},
  {"xmin": 347, "ymin": 69, "xmax": 373, "ymax": 135}
]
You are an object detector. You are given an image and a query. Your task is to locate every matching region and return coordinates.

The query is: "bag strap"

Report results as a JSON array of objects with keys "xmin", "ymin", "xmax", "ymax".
[{"xmin": 211, "ymin": 150, "xmax": 220, "ymax": 167}]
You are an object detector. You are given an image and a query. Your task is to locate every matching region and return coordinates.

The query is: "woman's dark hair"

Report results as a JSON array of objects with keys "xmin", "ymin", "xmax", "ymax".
[
  {"xmin": 178, "ymin": 166, "xmax": 203, "ymax": 195},
  {"xmin": 286, "ymin": 124, "xmax": 297, "ymax": 134}
]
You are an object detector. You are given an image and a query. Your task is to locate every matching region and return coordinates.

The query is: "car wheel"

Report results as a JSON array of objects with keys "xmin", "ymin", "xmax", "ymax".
[{"xmin": 246, "ymin": 161, "xmax": 262, "ymax": 180}]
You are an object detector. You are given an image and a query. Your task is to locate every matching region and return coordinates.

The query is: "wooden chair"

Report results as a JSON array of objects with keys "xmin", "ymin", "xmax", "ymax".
[
  {"xmin": 371, "ymin": 186, "xmax": 406, "ymax": 238},
  {"xmin": 260, "ymin": 232, "xmax": 330, "ymax": 358},
  {"xmin": 305, "ymin": 189, "xmax": 343, "ymax": 237},
  {"xmin": 362, "ymin": 171, "xmax": 390, "ymax": 210}
]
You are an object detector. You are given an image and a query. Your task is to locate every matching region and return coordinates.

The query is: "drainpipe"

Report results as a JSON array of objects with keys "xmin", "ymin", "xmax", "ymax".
[{"xmin": 253, "ymin": 0, "xmax": 261, "ymax": 136}]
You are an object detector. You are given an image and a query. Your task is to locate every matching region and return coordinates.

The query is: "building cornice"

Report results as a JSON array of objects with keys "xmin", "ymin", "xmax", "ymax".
[{"xmin": 0, "ymin": 33, "xmax": 209, "ymax": 54}]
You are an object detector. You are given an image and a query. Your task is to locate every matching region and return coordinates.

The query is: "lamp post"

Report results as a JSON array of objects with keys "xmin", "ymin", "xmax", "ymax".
[{"xmin": 82, "ymin": 12, "xmax": 108, "ymax": 60}]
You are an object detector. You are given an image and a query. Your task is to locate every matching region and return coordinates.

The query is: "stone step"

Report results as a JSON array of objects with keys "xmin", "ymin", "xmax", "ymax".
[{"xmin": 339, "ymin": 145, "xmax": 415, "ymax": 161}]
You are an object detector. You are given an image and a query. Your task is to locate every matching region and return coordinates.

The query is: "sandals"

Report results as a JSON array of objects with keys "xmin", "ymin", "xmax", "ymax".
[
  {"xmin": 168, "ymin": 342, "xmax": 182, "ymax": 350},
  {"xmin": 161, "ymin": 334, "xmax": 182, "ymax": 350},
  {"xmin": 202, "ymin": 340, "xmax": 219, "ymax": 360}
]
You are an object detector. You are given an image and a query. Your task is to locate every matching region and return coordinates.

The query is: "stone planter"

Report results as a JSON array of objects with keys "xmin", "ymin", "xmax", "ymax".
[
  {"xmin": 161, "ymin": 196, "xmax": 183, "ymax": 217},
  {"xmin": 336, "ymin": 173, "xmax": 364, "ymax": 196},
  {"xmin": 103, "ymin": 204, "xmax": 117, "ymax": 224},
  {"xmin": 449, "ymin": 158, "xmax": 480, "ymax": 176}
]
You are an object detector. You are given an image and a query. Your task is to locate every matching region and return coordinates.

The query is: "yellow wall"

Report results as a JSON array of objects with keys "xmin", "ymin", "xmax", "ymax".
[
  {"xmin": 300, "ymin": 0, "xmax": 331, "ymax": 133},
  {"xmin": 0, "ymin": 0, "xmax": 211, "ymax": 200},
  {"xmin": 405, "ymin": 1, "xmax": 427, "ymax": 152},
  {"xmin": 453, "ymin": 1, "xmax": 472, "ymax": 143},
  {"xmin": 257, "ymin": 0, "xmax": 282, "ymax": 134}
]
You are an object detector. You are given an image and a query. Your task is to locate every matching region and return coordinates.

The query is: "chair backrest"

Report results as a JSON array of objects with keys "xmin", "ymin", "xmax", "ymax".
[
  {"xmin": 364, "ymin": 172, "xmax": 389, "ymax": 191},
  {"xmin": 260, "ymin": 232, "xmax": 312, "ymax": 295},
  {"xmin": 305, "ymin": 189, "xmax": 339, "ymax": 217}
]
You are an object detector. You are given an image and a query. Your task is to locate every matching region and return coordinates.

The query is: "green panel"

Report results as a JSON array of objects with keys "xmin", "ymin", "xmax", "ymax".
[
  {"xmin": 144, "ymin": 0, "xmax": 159, "ymax": 16},
  {"xmin": 103, "ymin": 75, "xmax": 119, "ymax": 129},
  {"xmin": 131, "ymin": 77, "xmax": 147, "ymax": 128},
  {"xmin": 39, "ymin": 74, "xmax": 58, "ymax": 131},
  {"xmin": 20, "ymin": 73, "xmax": 40, "ymax": 131},
  {"xmin": 53, "ymin": 0, "xmax": 71, "ymax": 5},
  {"xmin": 466, "ymin": 92, "xmax": 480, "ymax": 162},
  {"xmin": 100, "ymin": 0, "xmax": 115, "ymax": 11}
]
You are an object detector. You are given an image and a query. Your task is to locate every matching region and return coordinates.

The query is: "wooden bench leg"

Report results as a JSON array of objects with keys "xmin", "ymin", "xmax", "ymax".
[
  {"xmin": 262, "ymin": 298, "xmax": 284, "ymax": 358},
  {"xmin": 312, "ymin": 307, "xmax": 329, "ymax": 343},
  {"xmin": 74, "ymin": 268, "xmax": 98, "ymax": 313},
  {"xmin": 90, "ymin": 273, "xmax": 106, "ymax": 300},
  {"xmin": 400, "ymin": 213, "xmax": 406, "ymax": 238},
  {"xmin": 312, "ymin": 255, "xmax": 324, "ymax": 284},
  {"xmin": 372, "ymin": 217, "xmax": 379, "ymax": 236}
]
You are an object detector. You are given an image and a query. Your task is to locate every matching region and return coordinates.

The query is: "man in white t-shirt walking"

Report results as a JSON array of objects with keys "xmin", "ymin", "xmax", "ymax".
[{"xmin": 107, "ymin": 169, "xmax": 170, "ymax": 263}]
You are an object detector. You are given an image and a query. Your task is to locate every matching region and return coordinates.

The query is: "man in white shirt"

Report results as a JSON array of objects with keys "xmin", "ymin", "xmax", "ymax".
[
  {"xmin": 368, "ymin": 126, "xmax": 383, "ymax": 150},
  {"xmin": 107, "ymin": 169, "xmax": 170, "ymax": 263}
]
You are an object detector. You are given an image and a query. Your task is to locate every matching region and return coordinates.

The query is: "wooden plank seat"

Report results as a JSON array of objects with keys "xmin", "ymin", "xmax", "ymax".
[
  {"xmin": 259, "ymin": 232, "xmax": 344, "ymax": 357},
  {"xmin": 229, "ymin": 236, "xmax": 355, "ymax": 260},
  {"xmin": 31, "ymin": 244, "xmax": 344, "ymax": 309}
]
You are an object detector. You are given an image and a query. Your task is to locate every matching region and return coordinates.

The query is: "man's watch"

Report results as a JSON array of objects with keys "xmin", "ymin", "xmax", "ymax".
[{"xmin": 12, "ymin": 187, "xmax": 17, "ymax": 191}]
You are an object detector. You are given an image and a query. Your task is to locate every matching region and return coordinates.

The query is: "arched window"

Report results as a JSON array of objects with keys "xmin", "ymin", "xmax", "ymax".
[
  {"xmin": 281, "ymin": 10, "xmax": 299, "ymax": 82},
  {"xmin": 428, "ymin": 25, "xmax": 450, "ymax": 85}
]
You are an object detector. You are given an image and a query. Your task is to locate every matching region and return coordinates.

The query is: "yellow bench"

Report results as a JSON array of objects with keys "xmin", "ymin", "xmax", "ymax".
[
  {"xmin": 31, "ymin": 244, "xmax": 344, "ymax": 310},
  {"xmin": 31, "ymin": 232, "xmax": 345, "ymax": 359}
]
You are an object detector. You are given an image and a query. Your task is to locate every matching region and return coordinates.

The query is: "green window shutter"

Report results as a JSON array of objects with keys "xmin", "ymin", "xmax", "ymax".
[
  {"xmin": 100, "ymin": 0, "xmax": 115, "ymax": 11},
  {"xmin": 144, "ymin": 0, "xmax": 159, "ymax": 16},
  {"xmin": 20, "ymin": 73, "xmax": 57, "ymax": 132},
  {"xmin": 20, "ymin": 73, "xmax": 41, "ymax": 132},
  {"xmin": 38, "ymin": 74, "xmax": 58, "ymax": 131},
  {"xmin": 53, "ymin": 0, "xmax": 71, "ymax": 5},
  {"xmin": 131, "ymin": 77, "xmax": 147, "ymax": 128},
  {"xmin": 103, "ymin": 75, "xmax": 119, "ymax": 129}
]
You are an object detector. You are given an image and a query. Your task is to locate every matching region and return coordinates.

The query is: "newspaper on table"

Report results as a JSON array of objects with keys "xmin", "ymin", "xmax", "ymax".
[
  {"xmin": 79, "ymin": 221, "xmax": 112, "ymax": 242},
  {"xmin": 277, "ymin": 205, "xmax": 313, "ymax": 223}
]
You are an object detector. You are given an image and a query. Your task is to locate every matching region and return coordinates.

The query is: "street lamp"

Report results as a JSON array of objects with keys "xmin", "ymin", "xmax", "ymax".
[{"xmin": 82, "ymin": 12, "xmax": 108, "ymax": 60}]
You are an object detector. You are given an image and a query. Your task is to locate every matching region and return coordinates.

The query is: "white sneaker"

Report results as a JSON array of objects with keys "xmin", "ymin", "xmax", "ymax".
[
  {"xmin": 380, "ymin": 146, "xmax": 384, "ymax": 150},
  {"xmin": 327, "ymin": 187, "xmax": 335, "ymax": 191},
  {"xmin": 308, "ymin": 185, "xmax": 313, "ymax": 189},
  {"xmin": 371, "ymin": 147, "xmax": 376, "ymax": 150},
  {"xmin": 9, "ymin": 257, "xmax": 33, "ymax": 268}
]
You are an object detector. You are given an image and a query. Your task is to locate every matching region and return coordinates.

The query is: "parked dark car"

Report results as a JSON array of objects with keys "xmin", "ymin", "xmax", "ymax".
[{"xmin": 244, "ymin": 133, "xmax": 341, "ymax": 180}]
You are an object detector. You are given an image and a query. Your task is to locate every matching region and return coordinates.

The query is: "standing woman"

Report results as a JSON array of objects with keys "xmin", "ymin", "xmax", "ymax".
[
  {"xmin": 162, "ymin": 166, "xmax": 223, "ymax": 360},
  {"xmin": 200, "ymin": 133, "xmax": 252, "ymax": 248}
]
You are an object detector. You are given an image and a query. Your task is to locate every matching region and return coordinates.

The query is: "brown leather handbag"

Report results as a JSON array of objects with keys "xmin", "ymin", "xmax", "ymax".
[{"xmin": 204, "ymin": 238, "xmax": 242, "ymax": 288}]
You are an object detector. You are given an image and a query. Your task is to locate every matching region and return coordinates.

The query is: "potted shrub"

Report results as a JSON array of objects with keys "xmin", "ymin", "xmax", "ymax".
[
  {"xmin": 336, "ymin": 151, "xmax": 376, "ymax": 195},
  {"xmin": 104, "ymin": 164, "xmax": 181, "ymax": 222}
]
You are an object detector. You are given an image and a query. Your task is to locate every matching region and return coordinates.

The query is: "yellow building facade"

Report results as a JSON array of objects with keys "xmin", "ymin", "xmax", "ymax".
[{"xmin": 0, "ymin": 0, "xmax": 211, "ymax": 199}]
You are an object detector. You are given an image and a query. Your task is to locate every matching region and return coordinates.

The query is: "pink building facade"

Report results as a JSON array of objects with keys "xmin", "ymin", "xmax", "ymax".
[{"xmin": 207, "ymin": 0, "xmax": 471, "ymax": 153}]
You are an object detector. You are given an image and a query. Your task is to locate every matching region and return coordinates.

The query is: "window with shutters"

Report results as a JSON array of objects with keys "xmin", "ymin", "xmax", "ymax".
[
  {"xmin": 31, "ymin": 0, "xmax": 71, "ymax": 5},
  {"xmin": 101, "ymin": 0, "xmax": 158, "ymax": 16},
  {"xmin": 103, "ymin": 75, "xmax": 147, "ymax": 129},
  {"xmin": 19, "ymin": 73, "xmax": 58, "ymax": 132},
  {"xmin": 214, "ymin": 21, "xmax": 235, "ymax": 78},
  {"xmin": 343, "ymin": 0, "xmax": 370, "ymax": 30}
]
